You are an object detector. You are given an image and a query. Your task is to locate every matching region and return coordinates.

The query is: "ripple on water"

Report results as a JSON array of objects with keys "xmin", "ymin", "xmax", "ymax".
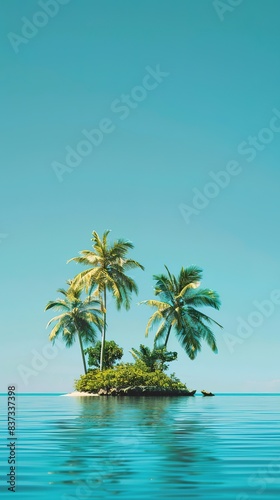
[{"xmin": 0, "ymin": 395, "xmax": 280, "ymax": 499}]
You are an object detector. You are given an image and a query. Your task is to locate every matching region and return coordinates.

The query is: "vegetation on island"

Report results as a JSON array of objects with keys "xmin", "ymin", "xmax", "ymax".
[
  {"xmin": 75, "ymin": 342, "xmax": 187, "ymax": 394},
  {"xmin": 75, "ymin": 365, "xmax": 188, "ymax": 394},
  {"xmin": 85, "ymin": 340, "xmax": 123, "ymax": 370},
  {"xmin": 130, "ymin": 344, "xmax": 177, "ymax": 372},
  {"xmin": 45, "ymin": 229, "xmax": 223, "ymax": 394}
]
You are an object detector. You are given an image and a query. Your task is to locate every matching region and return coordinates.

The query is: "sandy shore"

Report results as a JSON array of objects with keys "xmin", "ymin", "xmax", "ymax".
[{"xmin": 62, "ymin": 391, "xmax": 99, "ymax": 397}]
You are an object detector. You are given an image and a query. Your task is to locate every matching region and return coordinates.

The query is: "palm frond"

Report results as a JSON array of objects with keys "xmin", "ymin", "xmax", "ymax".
[
  {"xmin": 49, "ymin": 321, "xmax": 63, "ymax": 342},
  {"xmin": 141, "ymin": 299, "xmax": 170, "ymax": 310},
  {"xmin": 122, "ymin": 259, "xmax": 145, "ymax": 271},
  {"xmin": 178, "ymin": 266, "xmax": 203, "ymax": 288},
  {"xmin": 144, "ymin": 309, "xmax": 164, "ymax": 336},
  {"xmin": 45, "ymin": 300, "xmax": 68, "ymax": 312},
  {"xmin": 187, "ymin": 306, "xmax": 223, "ymax": 329},
  {"xmin": 154, "ymin": 320, "xmax": 170, "ymax": 345},
  {"xmin": 46, "ymin": 313, "xmax": 69, "ymax": 328},
  {"xmin": 184, "ymin": 288, "xmax": 221, "ymax": 310},
  {"xmin": 56, "ymin": 288, "xmax": 68, "ymax": 296}
]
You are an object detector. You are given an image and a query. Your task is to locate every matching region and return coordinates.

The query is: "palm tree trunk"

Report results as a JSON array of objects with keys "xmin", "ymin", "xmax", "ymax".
[
  {"xmin": 78, "ymin": 333, "xmax": 87, "ymax": 375},
  {"xmin": 164, "ymin": 325, "xmax": 172, "ymax": 348},
  {"xmin": 100, "ymin": 287, "xmax": 107, "ymax": 371}
]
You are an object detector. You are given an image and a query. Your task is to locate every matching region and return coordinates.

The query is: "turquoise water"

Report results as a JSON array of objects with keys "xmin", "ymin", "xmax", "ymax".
[{"xmin": 1, "ymin": 394, "xmax": 280, "ymax": 499}]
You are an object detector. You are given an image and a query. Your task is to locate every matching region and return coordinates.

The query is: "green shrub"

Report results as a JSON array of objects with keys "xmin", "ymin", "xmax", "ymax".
[
  {"xmin": 75, "ymin": 363, "xmax": 187, "ymax": 393},
  {"xmin": 130, "ymin": 344, "xmax": 177, "ymax": 372},
  {"xmin": 85, "ymin": 340, "xmax": 123, "ymax": 369}
]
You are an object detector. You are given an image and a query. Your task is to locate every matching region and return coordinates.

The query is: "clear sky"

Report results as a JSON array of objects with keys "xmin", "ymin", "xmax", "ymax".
[{"xmin": 1, "ymin": 0, "xmax": 280, "ymax": 393}]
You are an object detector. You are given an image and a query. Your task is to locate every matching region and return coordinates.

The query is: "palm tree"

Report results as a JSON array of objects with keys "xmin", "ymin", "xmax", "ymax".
[
  {"xmin": 45, "ymin": 281, "xmax": 103, "ymax": 374},
  {"xmin": 68, "ymin": 230, "xmax": 144, "ymax": 370},
  {"xmin": 130, "ymin": 344, "xmax": 177, "ymax": 372},
  {"xmin": 141, "ymin": 265, "xmax": 222, "ymax": 359}
]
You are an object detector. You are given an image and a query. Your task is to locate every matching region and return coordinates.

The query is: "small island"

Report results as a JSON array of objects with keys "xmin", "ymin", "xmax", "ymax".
[
  {"xmin": 45, "ymin": 230, "xmax": 222, "ymax": 395},
  {"xmin": 73, "ymin": 341, "xmax": 196, "ymax": 396}
]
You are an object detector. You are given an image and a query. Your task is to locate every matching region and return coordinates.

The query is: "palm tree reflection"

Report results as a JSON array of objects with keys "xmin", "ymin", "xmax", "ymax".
[{"xmin": 49, "ymin": 397, "xmax": 222, "ymax": 498}]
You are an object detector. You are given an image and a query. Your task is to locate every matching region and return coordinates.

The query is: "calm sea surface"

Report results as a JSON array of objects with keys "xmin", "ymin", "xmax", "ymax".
[{"xmin": 1, "ymin": 394, "xmax": 280, "ymax": 499}]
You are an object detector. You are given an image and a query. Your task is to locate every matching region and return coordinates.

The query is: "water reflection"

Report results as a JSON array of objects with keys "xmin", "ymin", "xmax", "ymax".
[
  {"xmin": 9, "ymin": 395, "xmax": 280, "ymax": 499},
  {"xmin": 48, "ymin": 396, "xmax": 223, "ymax": 498}
]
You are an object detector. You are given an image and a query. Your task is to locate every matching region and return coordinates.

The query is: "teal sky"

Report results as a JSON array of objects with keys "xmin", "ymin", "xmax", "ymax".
[{"xmin": 1, "ymin": 0, "xmax": 280, "ymax": 393}]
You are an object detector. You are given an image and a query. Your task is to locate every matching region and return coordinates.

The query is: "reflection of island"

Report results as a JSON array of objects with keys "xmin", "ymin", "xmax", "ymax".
[
  {"xmin": 158, "ymin": 409, "xmax": 222, "ymax": 492},
  {"xmin": 47, "ymin": 399, "xmax": 129, "ymax": 497},
  {"xmin": 48, "ymin": 397, "xmax": 223, "ymax": 498}
]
